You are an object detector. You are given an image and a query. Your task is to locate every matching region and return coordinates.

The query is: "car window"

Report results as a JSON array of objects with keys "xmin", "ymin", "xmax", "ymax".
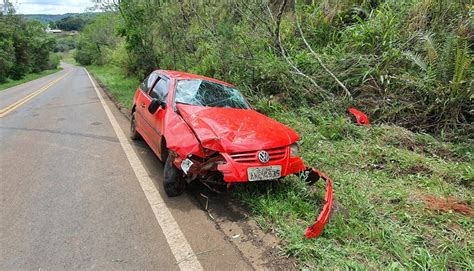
[
  {"xmin": 150, "ymin": 77, "xmax": 170, "ymax": 103},
  {"xmin": 174, "ymin": 79, "xmax": 250, "ymax": 109},
  {"xmin": 140, "ymin": 72, "xmax": 159, "ymax": 93}
]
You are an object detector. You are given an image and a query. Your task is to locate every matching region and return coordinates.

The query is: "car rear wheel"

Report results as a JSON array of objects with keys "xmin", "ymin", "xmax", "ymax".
[
  {"xmin": 130, "ymin": 111, "xmax": 141, "ymax": 140},
  {"xmin": 163, "ymin": 156, "xmax": 186, "ymax": 197}
]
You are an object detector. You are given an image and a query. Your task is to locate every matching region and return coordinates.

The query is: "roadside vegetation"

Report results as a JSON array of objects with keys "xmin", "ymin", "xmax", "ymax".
[
  {"xmin": 77, "ymin": 0, "xmax": 472, "ymax": 138},
  {"xmin": 73, "ymin": 0, "xmax": 472, "ymax": 269},
  {"xmin": 238, "ymin": 104, "xmax": 473, "ymax": 269},
  {"xmin": 0, "ymin": 68, "xmax": 62, "ymax": 91},
  {"xmin": 0, "ymin": 4, "xmax": 60, "ymax": 85}
]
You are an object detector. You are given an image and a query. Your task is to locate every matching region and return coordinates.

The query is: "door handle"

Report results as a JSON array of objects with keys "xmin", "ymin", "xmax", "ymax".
[{"xmin": 141, "ymin": 103, "xmax": 146, "ymax": 108}]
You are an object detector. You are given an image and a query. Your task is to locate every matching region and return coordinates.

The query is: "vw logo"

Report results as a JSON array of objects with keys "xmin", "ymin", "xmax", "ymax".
[{"xmin": 258, "ymin": 151, "xmax": 270, "ymax": 163}]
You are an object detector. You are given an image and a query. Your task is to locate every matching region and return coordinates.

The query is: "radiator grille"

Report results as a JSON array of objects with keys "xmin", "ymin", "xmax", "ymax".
[{"xmin": 229, "ymin": 146, "xmax": 287, "ymax": 163}]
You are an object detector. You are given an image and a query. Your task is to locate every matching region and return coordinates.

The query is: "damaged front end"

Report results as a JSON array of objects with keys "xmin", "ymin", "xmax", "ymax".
[{"xmin": 173, "ymin": 149, "xmax": 334, "ymax": 238}]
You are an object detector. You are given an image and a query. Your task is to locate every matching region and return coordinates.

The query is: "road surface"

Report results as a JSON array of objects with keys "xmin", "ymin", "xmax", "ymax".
[{"xmin": 0, "ymin": 64, "xmax": 252, "ymax": 270}]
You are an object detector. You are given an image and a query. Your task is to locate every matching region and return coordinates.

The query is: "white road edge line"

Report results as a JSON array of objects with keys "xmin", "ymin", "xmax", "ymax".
[{"xmin": 84, "ymin": 68, "xmax": 203, "ymax": 271}]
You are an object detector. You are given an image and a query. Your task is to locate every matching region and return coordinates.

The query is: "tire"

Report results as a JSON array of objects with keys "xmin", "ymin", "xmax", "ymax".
[
  {"xmin": 163, "ymin": 156, "xmax": 186, "ymax": 197},
  {"xmin": 130, "ymin": 111, "xmax": 141, "ymax": 140}
]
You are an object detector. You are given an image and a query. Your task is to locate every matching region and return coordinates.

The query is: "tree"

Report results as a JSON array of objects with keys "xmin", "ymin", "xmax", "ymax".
[
  {"xmin": 0, "ymin": 1, "xmax": 58, "ymax": 82},
  {"xmin": 75, "ymin": 12, "xmax": 121, "ymax": 66},
  {"xmin": 51, "ymin": 16, "xmax": 87, "ymax": 31}
]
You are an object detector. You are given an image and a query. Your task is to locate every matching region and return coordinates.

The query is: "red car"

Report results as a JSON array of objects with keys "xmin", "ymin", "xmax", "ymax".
[{"xmin": 131, "ymin": 70, "xmax": 333, "ymax": 238}]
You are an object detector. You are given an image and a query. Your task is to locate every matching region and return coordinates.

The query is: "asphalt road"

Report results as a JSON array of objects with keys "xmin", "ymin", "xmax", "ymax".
[{"xmin": 0, "ymin": 64, "xmax": 252, "ymax": 270}]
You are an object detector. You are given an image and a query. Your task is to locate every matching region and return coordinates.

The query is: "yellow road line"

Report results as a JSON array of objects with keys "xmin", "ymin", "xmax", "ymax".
[{"xmin": 0, "ymin": 71, "xmax": 70, "ymax": 118}]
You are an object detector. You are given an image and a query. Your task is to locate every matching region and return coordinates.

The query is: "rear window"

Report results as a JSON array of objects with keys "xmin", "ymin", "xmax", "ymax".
[{"xmin": 174, "ymin": 80, "xmax": 250, "ymax": 109}]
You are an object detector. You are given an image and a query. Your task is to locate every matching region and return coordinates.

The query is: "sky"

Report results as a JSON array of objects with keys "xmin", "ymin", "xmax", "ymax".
[{"xmin": 14, "ymin": 0, "xmax": 93, "ymax": 14}]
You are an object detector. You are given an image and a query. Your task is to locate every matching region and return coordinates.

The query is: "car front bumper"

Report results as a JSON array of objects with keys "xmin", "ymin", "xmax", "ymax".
[{"xmin": 216, "ymin": 154, "xmax": 333, "ymax": 239}]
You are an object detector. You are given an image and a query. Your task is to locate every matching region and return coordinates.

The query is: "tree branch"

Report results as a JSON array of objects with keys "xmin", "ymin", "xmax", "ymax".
[{"xmin": 294, "ymin": 0, "xmax": 352, "ymax": 99}]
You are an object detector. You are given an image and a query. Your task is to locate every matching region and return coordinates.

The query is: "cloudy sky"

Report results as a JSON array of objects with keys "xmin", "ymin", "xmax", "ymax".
[{"xmin": 14, "ymin": 0, "xmax": 93, "ymax": 14}]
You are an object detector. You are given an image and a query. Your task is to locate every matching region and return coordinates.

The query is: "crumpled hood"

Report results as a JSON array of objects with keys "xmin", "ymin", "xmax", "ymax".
[{"xmin": 177, "ymin": 104, "xmax": 299, "ymax": 153}]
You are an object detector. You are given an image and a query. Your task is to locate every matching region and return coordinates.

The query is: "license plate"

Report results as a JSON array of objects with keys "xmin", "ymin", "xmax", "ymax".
[
  {"xmin": 181, "ymin": 158, "xmax": 193, "ymax": 174},
  {"xmin": 247, "ymin": 166, "xmax": 281, "ymax": 181}
]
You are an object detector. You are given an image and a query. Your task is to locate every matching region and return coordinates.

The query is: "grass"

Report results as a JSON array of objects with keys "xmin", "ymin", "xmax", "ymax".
[
  {"xmin": 87, "ymin": 65, "xmax": 473, "ymax": 270},
  {"xmin": 0, "ymin": 68, "xmax": 62, "ymax": 91},
  {"xmin": 237, "ymin": 104, "xmax": 473, "ymax": 269},
  {"xmin": 87, "ymin": 65, "xmax": 140, "ymax": 109}
]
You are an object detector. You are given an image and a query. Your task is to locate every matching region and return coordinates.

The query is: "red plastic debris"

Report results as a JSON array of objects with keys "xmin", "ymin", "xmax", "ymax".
[
  {"xmin": 348, "ymin": 107, "xmax": 370, "ymax": 126},
  {"xmin": 304, "ymin": 168, "xmax": 334, "ymax": 239}
]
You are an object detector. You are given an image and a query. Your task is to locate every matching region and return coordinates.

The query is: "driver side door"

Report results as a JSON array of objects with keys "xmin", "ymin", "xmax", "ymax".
[
  {"xmin": 135, "ymin": 71, "xmax": 159, "ymax": 146},
  {"xmin": 143, "ymin": 75, "xmax": 171, "ymax": 157}
]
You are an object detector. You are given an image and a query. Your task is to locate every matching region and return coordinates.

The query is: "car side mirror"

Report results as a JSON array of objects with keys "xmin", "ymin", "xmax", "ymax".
[{"xmin": 148, "ymin": 98, "xmax": 165, "ymax": 114}]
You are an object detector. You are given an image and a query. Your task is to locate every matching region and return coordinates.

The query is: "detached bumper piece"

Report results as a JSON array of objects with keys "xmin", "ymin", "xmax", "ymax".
[
  {"xmin": 302, "ymin": 168, "xmax": 334, "ymax": 239},
  {"xmin": 348, "ymin": 107, "xmax": 370, "ymax": 126}
]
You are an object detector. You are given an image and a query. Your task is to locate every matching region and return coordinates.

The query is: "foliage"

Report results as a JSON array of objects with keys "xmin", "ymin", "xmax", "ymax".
[
  {"xmin": 24, "ymin": 13, "xmax": 97, "ymax": 24},
  {"xmin": 53, "ymin": 35, "xmax": 78, "ymax": 52},
  {"xmin": 81, "ymin": 0, "xmax": 472, "ymax": 137},
  {"xmin": 0, "ymin": 7, "xmax": 59, "ymax": 83},
  {"xmin": 0, "ymin": 68, "xmax": 62, "ymax": 91},
  {"xmin": 74, "ymin": 12, "xmax": 121, "ymax": 66},
  {"xmin": 50, "ymin": 15, "xmax": 89, "ymax": 31}
]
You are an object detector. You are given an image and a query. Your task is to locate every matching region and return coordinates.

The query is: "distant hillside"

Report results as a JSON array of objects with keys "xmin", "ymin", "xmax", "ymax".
[{"xmin": 24, "ymin": 13, "xmax": 98, "ymax": 24}]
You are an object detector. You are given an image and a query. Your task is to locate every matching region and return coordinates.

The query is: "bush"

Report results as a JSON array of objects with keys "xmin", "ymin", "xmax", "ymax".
[
  {"xmin": 74, "ymin": 12, "xmax": 121, "ymax": 67},
  {"xmin": 48, "ymin": 53, "xmax": 60, "ymax": 69},
  {"xmin": 76, "ymin": 0, "xmax": 472, "ymax": 137},
  {"xmin": 0, "ymin": 10, "xmax": 58, "ymax": 81}
]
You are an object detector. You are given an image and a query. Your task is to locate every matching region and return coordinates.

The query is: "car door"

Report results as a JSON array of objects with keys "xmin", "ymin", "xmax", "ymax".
[
  {"xmin": 143, "ymin": 75, "xmax": 171, "ymax": 156},
  {"xmin": 135, "ymin": 72, "xmax": 159, "ymax": 145}
]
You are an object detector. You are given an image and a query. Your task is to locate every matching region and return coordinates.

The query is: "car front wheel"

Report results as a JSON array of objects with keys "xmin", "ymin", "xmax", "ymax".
[{"xmin": 163, "ymin": 156, "xmax": 186, "ymax": 197}]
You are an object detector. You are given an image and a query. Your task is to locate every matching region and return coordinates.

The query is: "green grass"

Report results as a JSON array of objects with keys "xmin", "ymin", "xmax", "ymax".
[
  {"xmin": 0, "ymin": 68, "xmax": 62, "ymax": 91},
  {"xmin": 236, "ymin": 104, "xmax": 473, "ymax": 269},
  {"xmin": 85, "ymin": 65, "xmax": 473, "ymax": 270},
  {"xmin": 87, "ymin": 65, "xmax": 140, "ymax": 109}
]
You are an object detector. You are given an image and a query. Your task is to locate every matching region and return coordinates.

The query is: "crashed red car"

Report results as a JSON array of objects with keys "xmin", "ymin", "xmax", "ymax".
[{"xmin": 131, "ymin": 70, "xmax": 333, "ymax": 238}]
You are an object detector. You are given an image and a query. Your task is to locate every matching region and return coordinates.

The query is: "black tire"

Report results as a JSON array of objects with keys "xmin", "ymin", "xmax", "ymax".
[
  {"xmin": 130, "ymin": 111, "xmax": 141, "ymax": 140},
  {"xmin": 163, "ymin": 156, "xmax": 186, "ymax": 197}
]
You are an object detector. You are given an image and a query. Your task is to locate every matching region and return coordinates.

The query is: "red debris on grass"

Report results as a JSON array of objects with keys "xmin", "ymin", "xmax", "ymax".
[
  {"xmin": 348, "ymin": 107, "xmax": 370, "ymax": 126},
  {"xmin": 421, "ymin": 195, "xmax": 472, "ymax": 216}
]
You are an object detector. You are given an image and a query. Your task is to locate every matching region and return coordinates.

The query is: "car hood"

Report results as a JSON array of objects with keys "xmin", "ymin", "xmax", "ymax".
[{"xmin": 177, "ymin": 104, "xmax": 299, "ymax": 153}]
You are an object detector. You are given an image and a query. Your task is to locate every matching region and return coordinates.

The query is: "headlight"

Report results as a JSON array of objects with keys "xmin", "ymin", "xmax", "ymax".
[{"xmin": 290, "ymin": 142, "xmax": 299, "ymax": 157}]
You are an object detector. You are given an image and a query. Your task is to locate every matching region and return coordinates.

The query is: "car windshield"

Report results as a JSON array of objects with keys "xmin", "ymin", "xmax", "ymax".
[{"xmin": 174, "ymin": 79, "xmax": 250, "ymax": 109}]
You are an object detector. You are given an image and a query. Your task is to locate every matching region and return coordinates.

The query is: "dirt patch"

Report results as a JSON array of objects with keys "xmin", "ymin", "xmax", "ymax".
[
  {"xmin": 421, "ymin": 195, "xmax": 472, "ymax": 216},
  {"xmin": 381, "ymin": 126, "xmax": 464, "ymax": 162},
  {"xmin": 425, "ymin": 146, "xmax": 461, "ymax": 161},
  {"xmin": 188, "ymin": 184, "xmax": 297, "ymax": 270},
  {"xmin": 403, "ymin": 164, "xmax": 433, "ymax": 176}
]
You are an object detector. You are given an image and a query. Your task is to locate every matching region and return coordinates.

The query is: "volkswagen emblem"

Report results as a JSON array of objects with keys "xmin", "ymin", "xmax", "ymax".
[{"xmin": 258, "ymin": 151, "xmax": 270, "ymax": 163}]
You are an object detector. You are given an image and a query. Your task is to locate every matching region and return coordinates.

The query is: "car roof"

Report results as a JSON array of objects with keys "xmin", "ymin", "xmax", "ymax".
[{"xmin": 158, "ymin": 70, "xmax": 235, "ymax": 87}]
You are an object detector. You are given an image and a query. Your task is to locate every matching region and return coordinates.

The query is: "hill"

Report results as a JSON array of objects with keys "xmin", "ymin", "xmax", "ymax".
[{"xmin": 24, "ymin": 13, "xmax": 98, "ymax": 24}]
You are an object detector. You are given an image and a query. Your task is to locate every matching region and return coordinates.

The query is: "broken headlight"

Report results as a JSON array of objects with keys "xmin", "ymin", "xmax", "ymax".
[{"xmin": 290, "ymin": 142, "xmax": 299, "ymax": 157}]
